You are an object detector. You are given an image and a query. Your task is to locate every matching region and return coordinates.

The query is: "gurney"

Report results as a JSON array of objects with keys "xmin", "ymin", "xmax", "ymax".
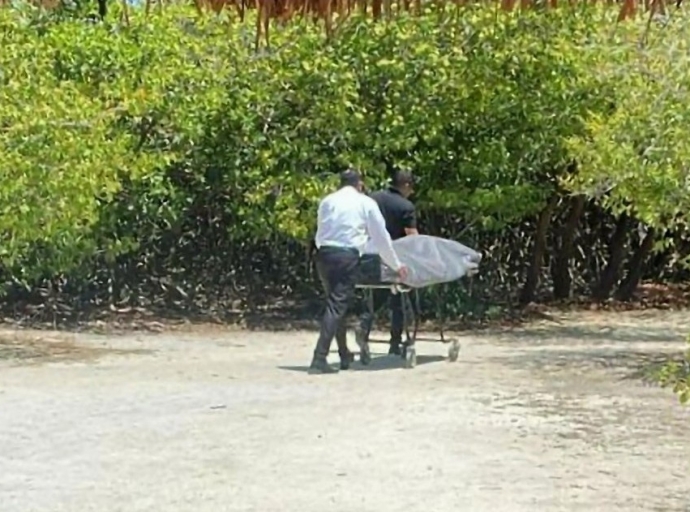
[{"xmin": 356, "ymin": 235, "xmax": 481, "ymax": 369}]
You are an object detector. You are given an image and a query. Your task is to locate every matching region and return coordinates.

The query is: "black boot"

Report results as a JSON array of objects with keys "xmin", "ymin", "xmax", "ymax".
[
  {"xmin": 388, "ymin": 342, "xmax": 402, "ymax": 356},
  {"xmin": 340, "ymin": 351, "xmax": 355, "ymax": 370},
  {"xmin": 308, "ymin": 358, "xmax": 338, "ymax": 375}
]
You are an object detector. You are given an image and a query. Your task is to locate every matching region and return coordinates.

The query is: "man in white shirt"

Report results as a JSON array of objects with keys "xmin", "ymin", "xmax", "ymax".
[{"xmin": 309, "ymin": 169, "xmax": 407, "ymax": 374}]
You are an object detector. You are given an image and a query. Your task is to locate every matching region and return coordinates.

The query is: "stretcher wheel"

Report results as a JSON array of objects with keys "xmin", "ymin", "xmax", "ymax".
[
  {"xmin": 404, "ymin": 347, "xmax": 417, "ymax": 369},
  {"xmin": 448, "ymin": 339, "xmax": 461, "ymax": 362}
]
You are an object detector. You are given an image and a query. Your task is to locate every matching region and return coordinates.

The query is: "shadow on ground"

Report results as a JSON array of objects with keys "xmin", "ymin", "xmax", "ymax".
[
  {"xmin": 486, "ymin": 322, "xmax": 688, "ymax": 346},
  {"xmin": 279, "ymin": 353, "xmax": 446, "ymax": 373},
  {"xmin": 496, "ymin": 347, "xmax": 681, "ymax": 384},
  {"xmin": 0, "ymin": 333, "xmax": 153, "ymax": 365},
  {"xmin": 477, "ymin": 311, "xmax": 689, "ymax": 385}
]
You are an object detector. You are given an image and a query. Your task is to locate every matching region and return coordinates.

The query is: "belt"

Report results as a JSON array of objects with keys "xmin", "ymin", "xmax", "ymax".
[{"xmin": 317, "ymin": 245, "xmax": 359, "ymax": 255}]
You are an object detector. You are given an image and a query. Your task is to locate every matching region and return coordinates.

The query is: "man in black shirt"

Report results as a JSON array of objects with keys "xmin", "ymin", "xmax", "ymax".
[{"xmin": 357, "ymin": 170, "xmax": 418, "ymax": 359}]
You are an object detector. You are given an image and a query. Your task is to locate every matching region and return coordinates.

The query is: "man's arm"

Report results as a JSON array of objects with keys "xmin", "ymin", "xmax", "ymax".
[
  {"xmin": 314, "ymin": 198, "xmax": 326, "ymax": 247},
  {"xmin": 364, "ymin": 200, "xmax": 402, "ymax": 271},
  {"xmin": 402, "ymin": 203, "xmax": 419, "ymax": 236}
]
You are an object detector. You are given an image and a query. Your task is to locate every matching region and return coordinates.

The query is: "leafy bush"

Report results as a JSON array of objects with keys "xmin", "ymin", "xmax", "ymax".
[
  {"xmin": 565, "ymin": 14, "xmax": 690, "ymax": 231},
  {"xmin": 0, "ymin": 7, "xmax": 236, "ymax": 280},
  {"xmin": 1, "ymin": 4, "xmax": 690, "ymax": 321},
  {"xmin": 658, "ymin": 335, "xmax": 690, "ymax": 405}
]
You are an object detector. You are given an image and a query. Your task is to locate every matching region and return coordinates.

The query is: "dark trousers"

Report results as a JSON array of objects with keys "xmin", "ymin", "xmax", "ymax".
[
  {"xmin": 358, "ymin": 288, "xmax": 404, "ymax": 345},
  {"xmin": 313, "ymin": 247, "xmax": 360, "ymax": 361}
]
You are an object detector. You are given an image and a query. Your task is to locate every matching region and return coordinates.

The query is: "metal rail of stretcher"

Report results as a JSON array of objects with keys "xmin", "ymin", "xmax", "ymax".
[{"xmin": 355, "ymin": 282, "xmax": 461, "ymax": 369}]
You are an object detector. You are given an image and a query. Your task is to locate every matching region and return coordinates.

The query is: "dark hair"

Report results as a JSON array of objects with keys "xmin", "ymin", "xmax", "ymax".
[
  {"xmin": 391, "ymin": 169, "xmax": 416, "ymax": 187},
  {"xmin": 340, "ymin": 169, "xmax": 362, "ymax": 188}
]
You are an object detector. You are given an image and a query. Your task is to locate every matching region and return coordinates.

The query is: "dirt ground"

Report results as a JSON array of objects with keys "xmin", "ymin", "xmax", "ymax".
[{"xmin": 0, "ymin": 310, "xmax": 689, "ymax": 512}]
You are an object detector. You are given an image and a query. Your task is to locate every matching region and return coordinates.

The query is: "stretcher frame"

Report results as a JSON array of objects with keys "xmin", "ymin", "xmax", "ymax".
[{"xmin": 354, "ymin": 282, "xmax": 461, "ymax": 369}]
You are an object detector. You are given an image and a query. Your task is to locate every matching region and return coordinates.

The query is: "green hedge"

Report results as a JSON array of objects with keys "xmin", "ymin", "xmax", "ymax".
[{"xmin": 1, "ymin": 4, "xmax": 690, "ymax": 313}]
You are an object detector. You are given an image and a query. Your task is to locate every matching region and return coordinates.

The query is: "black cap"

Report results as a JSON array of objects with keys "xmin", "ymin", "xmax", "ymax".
[
  {"xmin": 340, "ymin": 168, "xmax": 363, "ymax": 188},
  {"xmin": 391, "ymin": 169, "xmax": 417, "ymax": 186}
]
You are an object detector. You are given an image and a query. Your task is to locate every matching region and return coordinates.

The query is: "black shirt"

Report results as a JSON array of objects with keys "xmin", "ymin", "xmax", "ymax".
[{"xmin": 368, "ymin": 187, "xmax": 417, "ymax": 241}]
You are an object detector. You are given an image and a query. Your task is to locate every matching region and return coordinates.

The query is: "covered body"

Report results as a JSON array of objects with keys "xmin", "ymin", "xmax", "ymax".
[{"xmin": 359, "ymin": 234, "xmax": 481, "ymax": 288}]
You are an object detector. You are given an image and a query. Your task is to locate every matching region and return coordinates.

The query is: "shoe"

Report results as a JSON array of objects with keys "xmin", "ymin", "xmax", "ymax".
[
  {"xmin": 355, "ymin": 329, "xmax": 371, "ymax": 365},
  {"xmin": 340, "ymin": 351, "xmax": 355, "ymax": 370},
  {"xmin": 388, "ymin": 343, "xmax": 402, "ymax": 356},
  {"xmin": 308, "ymin": 359, "xmax": 339, "ymax": 374}
]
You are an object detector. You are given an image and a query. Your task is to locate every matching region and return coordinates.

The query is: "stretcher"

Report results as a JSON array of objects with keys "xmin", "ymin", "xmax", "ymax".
[
  {"xmin": 354, "ymin": 233, "xmax": 481, "ymax": 369},
  {"xmin": 355, "ymin": 280, "xmax": 461, "ymax": 369}
]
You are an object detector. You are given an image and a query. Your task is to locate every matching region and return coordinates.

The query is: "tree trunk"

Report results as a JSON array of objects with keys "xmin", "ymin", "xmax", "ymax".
[
  {"xmin": 519, "ymin": 194, "xmax": 559, "ymax": 305},
  {"xmin": 593, "ymin": 213, "xmax": 630, "ymax": 301},
  {"xmin": 551, "ymin": 195, "xmax": 586, "ymax": 300},
  {"xmin": 97, "ymin": 0, "xmax": 108, "ymax": 19},
  {"xmin": 615, "ymin": 227, "xmax": 656, "ymax": 301}
]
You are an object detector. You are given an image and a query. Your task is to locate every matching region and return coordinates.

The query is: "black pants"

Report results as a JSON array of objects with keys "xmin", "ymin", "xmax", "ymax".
[
  {"xmin": 358, "ymin": 288, "xmax": 404, "ymax": 346},
  {"xmin": 312, "ymin": 247, "xmax": 360, "ymax": 361}
]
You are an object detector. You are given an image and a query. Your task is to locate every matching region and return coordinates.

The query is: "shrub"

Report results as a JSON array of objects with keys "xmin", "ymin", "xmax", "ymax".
[{"xmin": 1, "ymin": 4, "xmax": 690, "ymax": 318}]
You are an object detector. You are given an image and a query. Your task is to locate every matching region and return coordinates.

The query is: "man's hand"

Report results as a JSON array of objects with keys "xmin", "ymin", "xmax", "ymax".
[{"xmin": 397, "ymin": 265, "xmax": 409, "ymax": 281}]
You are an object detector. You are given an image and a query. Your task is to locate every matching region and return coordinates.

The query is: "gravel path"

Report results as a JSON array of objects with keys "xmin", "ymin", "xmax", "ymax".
[{"xmin": 1, "ymin": 310, "xmax": 689, "ymax": 512}]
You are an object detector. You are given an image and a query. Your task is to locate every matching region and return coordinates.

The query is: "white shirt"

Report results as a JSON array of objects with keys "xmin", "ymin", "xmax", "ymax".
[{"xmin": 315, "ymin": 186, "xmax": 402, "ymax": 271}]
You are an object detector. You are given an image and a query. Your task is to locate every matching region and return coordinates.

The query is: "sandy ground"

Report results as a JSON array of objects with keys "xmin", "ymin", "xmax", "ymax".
[{"xmin": 1, "ymin": 310, "xmax": 689, "ymax": 512}]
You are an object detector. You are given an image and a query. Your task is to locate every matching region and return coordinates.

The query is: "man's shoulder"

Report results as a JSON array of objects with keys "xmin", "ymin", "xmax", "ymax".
[
  {"xmin": 321, "ymin": 188, "xmax": 376, "ymax": 213},
  {"xmin": 377, "ymin": 188, "xmax": 415, "ymax": 211},
  {"xmin": 318, "ymin": 191, "xmax": 334, "ymax": 207},
  {"xmin": 369, "ymin": 189, "xmax": 393, "ymax": 206},
  {"xmin": 359, "ymin": 192, "xmax": 380, "ymax": 210},
  {"xmin": 398, "ymin": 194, "xmax": 415, "ymax": 210},
  {"xmin": 321, "ymin": 187, "xmax": 350, "ymax": 204}
]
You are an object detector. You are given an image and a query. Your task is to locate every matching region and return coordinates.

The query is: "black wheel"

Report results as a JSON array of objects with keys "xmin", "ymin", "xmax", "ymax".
[{"xmin": 448, "ymin": 339, "xmax": 461, "ymax": 362}]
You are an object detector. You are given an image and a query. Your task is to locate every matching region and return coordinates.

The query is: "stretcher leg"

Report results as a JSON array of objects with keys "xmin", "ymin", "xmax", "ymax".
[
  {"xmin": 355, "ymin": 282, "xmax": 463, "ymax": 367},
  {"xmin": 401, "ymin": 292, "xmax": 417, "ymax": 369},
  {"xmin": 448, "ymin": 339, "xmax": 461, "ymax": 362},
  {"xmin": 365, "ymin": 287, "xmax": 375, "ymax": 341}
]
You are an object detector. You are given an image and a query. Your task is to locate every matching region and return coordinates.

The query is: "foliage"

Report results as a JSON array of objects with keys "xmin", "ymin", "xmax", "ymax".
[
  {"xmin": 564, "ymin": 13, "xmax": 690, "ymax": 232},
  {"xmin": 1, "ymin": 4, "xmax": 690, "ymax": 326},
  {"xmin": 0, "ymin": 7, "xmax": 239, "ymax": 281},
  {"xmin": 658, "ymin": 335, "xmax": 690, "ymax": 405}
]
